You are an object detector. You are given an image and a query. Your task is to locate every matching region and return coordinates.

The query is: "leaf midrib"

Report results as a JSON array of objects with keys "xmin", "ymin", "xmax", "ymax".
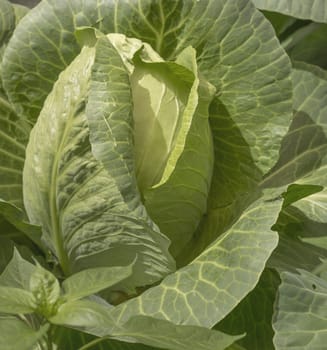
[{"xmin": 49, "ymin": 108, "xmax": 78, "ymax": 277}]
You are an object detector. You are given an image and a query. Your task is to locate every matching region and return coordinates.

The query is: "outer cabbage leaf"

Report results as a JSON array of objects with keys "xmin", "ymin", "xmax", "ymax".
[
  {"xmin": 50, "ymin": 299, "xmax": 242, "ymax": 350},
  {"xmin": 23, "ymin": 45, "xmax": 174, "ymax": 289},
  {"xmin": 85, "ymin": 33, "xmax": 143, "ymax": 214},
  {"xmin": 252, "ymin": 0, "xmax": 327, "ymax": 23},
  {"xmin": 273, "ymin": 270, "xmax": 327, "ymax": 349},
  {"xmin": 111, "ymin": 195, "xmax": 282, "ymax": 328},
  {"xmin": 173, "ymin": 1, "xmax": 292, "ymax": 174},
  {"xmin": 0, "ymin": 99, "xmax": 28, "ymax": 209},
  {"xmin": 0, "ymin": 0, "xmax": 30, "ymax": 210},
  {"xmin": 111, "ymin": 316, "xmax": 242, "ymax": 350}
]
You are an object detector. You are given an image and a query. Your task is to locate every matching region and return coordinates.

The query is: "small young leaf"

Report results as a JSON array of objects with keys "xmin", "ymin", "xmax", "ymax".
[
  {"xmin": 49, "ymin": 299, "xmax": 116, "ymax": 336},
  {"xmin": 29, "ymin": 264, "xmax": 60, "ymax": 317},
  {"xmin": 62, "ymin": 263, "xmax": 134, "ymax": 301},
  {"xmin": 0, "ymin": 286, "xmax": 35, "ymax": 314},
  {"xmin": 0, "ymin": 248, "xmax": 35, "ymax": 289}
]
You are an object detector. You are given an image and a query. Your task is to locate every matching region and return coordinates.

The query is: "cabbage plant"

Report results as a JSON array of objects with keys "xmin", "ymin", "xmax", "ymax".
[{"xmin": 0, "ymin": 0, "xmax": 326, "ymax": 349}]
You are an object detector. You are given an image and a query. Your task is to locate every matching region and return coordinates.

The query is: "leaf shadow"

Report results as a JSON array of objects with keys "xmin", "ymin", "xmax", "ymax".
[{"xmin": 178, "ymin": 98, "xmax": 263, "ymax": 265}]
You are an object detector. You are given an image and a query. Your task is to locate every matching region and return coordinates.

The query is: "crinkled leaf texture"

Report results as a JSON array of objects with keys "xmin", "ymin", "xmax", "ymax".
[
  {"xmin": 0, "ymin": 0, "xmax": 29, "ymax": 211},
  {"xmin": 23, "ymin": 43, "xmax": 174, "ymax": 290},
  {"xmin": 111, "ymin": 195, "xmax": 282, "ymax": 328},
  {"xmin": 0, "ymin": 75, "xmax": 27, "ymax": 209}
]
